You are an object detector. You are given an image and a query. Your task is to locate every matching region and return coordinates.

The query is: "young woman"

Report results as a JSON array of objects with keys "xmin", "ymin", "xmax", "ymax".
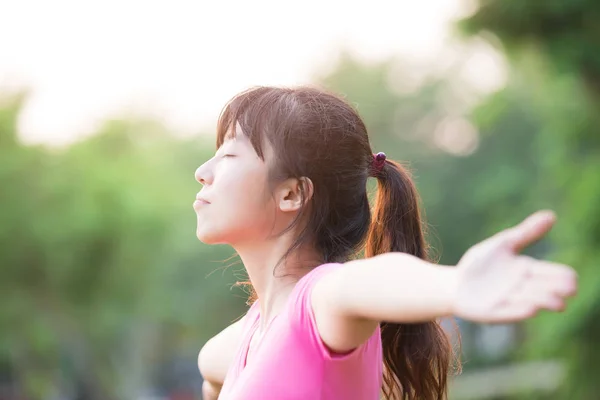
[{"xmin": 194, "ymin": 86, "xmax": 577, "ymax": 400}]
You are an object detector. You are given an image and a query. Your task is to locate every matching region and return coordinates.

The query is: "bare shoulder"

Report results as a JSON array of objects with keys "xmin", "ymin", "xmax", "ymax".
[
  {"xmin": 198, "ymin": 315, "xmax": 247, "ymax": 385},
  {"xmin": 311, "ymin": 261, "xmax": 378, "ymax": 354}
]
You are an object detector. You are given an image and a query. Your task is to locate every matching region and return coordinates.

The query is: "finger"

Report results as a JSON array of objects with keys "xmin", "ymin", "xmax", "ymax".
[
  {"xmin": 509, "ymin": 288, "xmax": 566, "ymax": 312},
  {"xmin": 517, "ymin": 257, "xmax": 578, "ymax": 296},
  {"xmin": 528, "ymin": 291, "xmax": 566, "ymax": 311},
  {"xmin": 489, "ymin": 303, "xmax": 539, "ymax": 323},
  {"xmin": 526, "ymin": 258, "xmax": 575, "ymax": 277},
  {"xmin": 528, "ymin": 265, "xmax": 578, "ymax": 297},
  {"xmin": 528, "ymin": 277, "xmax": 577, "ymax": 299},
  {"xmin": 517, "ymin": 255, "xmax": 577, "ymax": 278},
  {"xmin": 510, "ymin": 267, "xmax": 571, "ymax": 309},
  {"xmin": 506, "ymin": 256, "xmax": 577, "ymax": 298},
  {"xmin": 495, "ymin": 210, "xmax": 557, "ymax": 253}
]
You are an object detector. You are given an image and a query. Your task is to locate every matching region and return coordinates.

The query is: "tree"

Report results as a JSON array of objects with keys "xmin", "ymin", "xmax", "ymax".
[
  {"xmin": 461, "ymin": 1, "xmax": 600, "ymax": 397},
  {"xmin": 0, "ymin": 94, "xmax": 245, "ymax": 399}
]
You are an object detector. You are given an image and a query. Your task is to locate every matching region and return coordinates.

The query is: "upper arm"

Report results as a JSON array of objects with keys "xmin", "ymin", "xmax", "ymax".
[
  {"xmin": 198, "ymin": 316, "xmax": 246, "ymax": 385},
  {"xmin": 310, "ymin": 262, "xmax": 379, "ymax": 354}
]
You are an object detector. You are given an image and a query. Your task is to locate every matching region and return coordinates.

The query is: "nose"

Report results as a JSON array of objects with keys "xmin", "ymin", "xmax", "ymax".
[{"xmin": 195, "ymin": 161, "xmax": 213, "ymax": 185}]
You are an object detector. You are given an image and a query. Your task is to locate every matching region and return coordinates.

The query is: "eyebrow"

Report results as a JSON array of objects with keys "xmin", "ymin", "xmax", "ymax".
[
  {"xmin": 218, "ymin": 136, "xmax": 238, "ymax": 152},
  {"xmin": 224, "ymin": 124, "xmax": 240, "ymax": 140},
  {"xmin": 224, "ymin": 131, "xmax": 235, "ymax": 140}
]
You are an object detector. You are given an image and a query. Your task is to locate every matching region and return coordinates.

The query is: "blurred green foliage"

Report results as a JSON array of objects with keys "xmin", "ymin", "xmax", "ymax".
[
  {"xmin": 0, "ymin": 96, "xmax": 248, "ymax": 399},
  {"xmin": 1, "ymin": 1, "xmax": 599, "ymax": 398},
  {"xmin": 460, "ymin": 1, "xmax": 600, "ymax": 397}
]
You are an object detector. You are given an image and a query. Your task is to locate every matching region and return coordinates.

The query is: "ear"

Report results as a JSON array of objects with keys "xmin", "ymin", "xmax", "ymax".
[{"xmin": 276, "ymin": 177, "xmax": 314, "ymax": 213}]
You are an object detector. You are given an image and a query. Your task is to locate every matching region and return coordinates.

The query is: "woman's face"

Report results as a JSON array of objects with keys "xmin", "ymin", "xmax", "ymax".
[{"xmin": 193, "ymin": 129, "xmax": 277, "ymax": 246}]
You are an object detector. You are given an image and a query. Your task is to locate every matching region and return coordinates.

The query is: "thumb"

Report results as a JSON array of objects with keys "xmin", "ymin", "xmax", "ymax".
[{"xmin": 496, "ymin": 210, "xmax": 557, "ymax": 253}]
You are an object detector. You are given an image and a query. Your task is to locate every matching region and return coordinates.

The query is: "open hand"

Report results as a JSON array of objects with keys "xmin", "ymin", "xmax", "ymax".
[{"xmin": 454, "ymin": 210, "xmax": 578, "ymax": 323}]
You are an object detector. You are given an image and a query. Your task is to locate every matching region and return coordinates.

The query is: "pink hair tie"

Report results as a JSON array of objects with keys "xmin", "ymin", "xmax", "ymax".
[{"xmin": 371, "ymin": 152, "xmax": 386, "ymax": 174}]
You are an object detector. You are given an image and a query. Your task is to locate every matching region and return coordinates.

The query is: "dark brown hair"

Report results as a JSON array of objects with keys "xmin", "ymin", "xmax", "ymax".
[{"xmin": 216, "ymin": 86, "xmax": 457, "ymax": 400}]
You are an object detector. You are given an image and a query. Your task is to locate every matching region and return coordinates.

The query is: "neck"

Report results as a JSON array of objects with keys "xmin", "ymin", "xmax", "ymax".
[{"xmin": 234, "ymin": 235, "xmax": 322, "ymax": 331}]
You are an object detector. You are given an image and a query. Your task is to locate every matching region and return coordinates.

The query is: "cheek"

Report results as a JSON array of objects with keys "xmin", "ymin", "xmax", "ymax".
[{"xmin": 195, "ymin": 168, "xmax": 276, "ymax": 244}]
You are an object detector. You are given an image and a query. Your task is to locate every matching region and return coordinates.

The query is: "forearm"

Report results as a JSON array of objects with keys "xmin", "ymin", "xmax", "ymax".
[
  {"xmin": 333, "ymin": 253, "xmax": 458, "ymax": 323},
  {"xmin": 202, "ymin": 380, "xmax": 222, "ymax": 400}
]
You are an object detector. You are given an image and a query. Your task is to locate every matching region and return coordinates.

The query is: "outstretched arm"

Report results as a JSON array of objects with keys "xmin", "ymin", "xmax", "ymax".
[
  {"xmin": 311, "ymin": 211, "xmax": 578, "ymax": 353},
  {"xmin": 198, "ymin": 317, "xmax": 246, "ymax": 399}
]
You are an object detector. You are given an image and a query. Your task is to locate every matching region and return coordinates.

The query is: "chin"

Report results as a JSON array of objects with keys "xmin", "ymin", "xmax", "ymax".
[
  {"xmin": 195, "ymin": 227, "xmax": 226, "ymax": 245},
  {"xmin": 195, "ymin": 230, "xmax": 217, "ymax": 244}
]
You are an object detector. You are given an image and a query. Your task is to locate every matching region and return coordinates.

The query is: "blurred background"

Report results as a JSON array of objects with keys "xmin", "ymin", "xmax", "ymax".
[{"xmin": 1, "ymin": 0, "xmax": 599, "ymax": 399}]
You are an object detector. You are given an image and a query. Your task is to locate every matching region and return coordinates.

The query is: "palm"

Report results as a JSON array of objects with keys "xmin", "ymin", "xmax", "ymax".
[{"xmin": 454, "ymin": 211, "xmax": 577, "ymax": 323}]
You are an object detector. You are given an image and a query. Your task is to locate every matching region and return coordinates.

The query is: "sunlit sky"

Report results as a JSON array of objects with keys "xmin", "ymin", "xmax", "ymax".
[{"xmin": 0, "ymin": 0, "xmax": 503, "ymax": 147}]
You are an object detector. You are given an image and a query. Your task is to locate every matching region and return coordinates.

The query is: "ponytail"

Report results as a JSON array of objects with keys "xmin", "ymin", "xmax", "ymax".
[{"xmin": 366, "ymin": 159, "xmax": 457, "ymax": 400}]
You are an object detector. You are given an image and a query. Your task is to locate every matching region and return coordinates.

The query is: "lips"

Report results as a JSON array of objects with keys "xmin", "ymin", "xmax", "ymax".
[{"xmin": 194, "ymin": 193, "xmax": 211, "ymax": 206}]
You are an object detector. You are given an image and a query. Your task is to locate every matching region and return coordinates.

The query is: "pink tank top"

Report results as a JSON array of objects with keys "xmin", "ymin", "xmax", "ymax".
[{"xmin": 218, "ymin": 263, "xmax": 383, "ymax": 400}]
